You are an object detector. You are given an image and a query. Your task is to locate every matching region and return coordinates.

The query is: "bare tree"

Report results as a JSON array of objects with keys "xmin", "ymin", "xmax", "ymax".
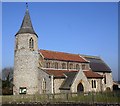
[
  {"xmin": 2, "ymin": 67, "xmax": 13, "ymax": 95},
  {"xmin": 2, "ymin": 67, "xmax": 13, "ymax": 81}
]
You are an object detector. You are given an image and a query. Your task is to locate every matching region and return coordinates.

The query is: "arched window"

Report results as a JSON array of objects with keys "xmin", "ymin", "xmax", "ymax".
[
  {"xmin": 94, "ymin": 80, "xmax": 96, "ymax": 88},
  {"xmin": 70, "ymin": 63, "xmax": 73, "ymax": 69},
  {"xmin": 82, "ymin": 64, "xmax": 86, "ymax": 70},
  {"xmin": 106, "ymin": 87, "xmax": 111, "ymax": 92},
  {"xmin": 46, "ymin": 62, "xmax": 50, "ymax": 68},
  {"xmin": 62, "ymin": 63, "xmax": 66, "ymax": 69},
  {"xmin": 29, "ymin": 38, "xmax": 34, "ymax": 49},
  {"xmin": 92, "ymin": 80, "xmax": 94, "ymax": 88},
  {"xmin": 55, "ymin": 62, "xmax": 58, "ymax": 69},
  {"xmin": 76, "ymin": 64, "xmax": 80, "ymax": 70},
  {"xmin": 42, "ymin": 78, "xmax": 46, "ymax": 93},
  {"xmin": 92, "ymin": 80, "xmax": 96, "ymax": 88},
  {"xmin": 103, "ymin": 74, "xmax": 106, "ymax": 84}
]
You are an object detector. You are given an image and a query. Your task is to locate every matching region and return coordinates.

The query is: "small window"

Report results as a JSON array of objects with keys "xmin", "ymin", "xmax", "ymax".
[
  {"xmin": 76, "ymin": 64, "xmax": 80, "ymax": 70},
  {"xmin": 70, "ymin": 63, "xmax": 73, "ymax": 69},
  {"xmin": 62, "ymin": 63, "xmax": 66, "ymax": 69},
  {"xmin": 94, "ymin": 80, "xmax": 96, "ymax": 88},
  {"xmin": 104, "ymin": 75, "xmax": 106, "ymax": 84},
  {"xmin": 19, "ymin": 87, "xmax": 27, "ymax": 94},
  {"xmin": 42, "ymin": 78, "xmax": 46, "ymax": 93},
  {"xmin": 82, "ymin": 64, "xmax": 86, "ymax": 70},
  {"xmin": 92, "ymin": 80, "xmax": 96, "ymax": 88},
  {"xmin": 29, "ymin": 38, "xmax": 34, "ymax": 49},
  {"xmin": 46, "ymin": 62, "xmax": 50, "ymax": 68},
  {"xmin": 92, "ymin": 80, "xmax": 94, "ymax": 88},
  {"xmin": 55, "ymin": 62, "xmax": 58, "ymax": 69}
]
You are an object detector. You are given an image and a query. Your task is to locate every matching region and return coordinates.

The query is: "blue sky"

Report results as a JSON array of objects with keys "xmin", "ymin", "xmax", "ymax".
[{"xmin": 2, "ymin": 2, "xmax": 118, "ymax": 81}]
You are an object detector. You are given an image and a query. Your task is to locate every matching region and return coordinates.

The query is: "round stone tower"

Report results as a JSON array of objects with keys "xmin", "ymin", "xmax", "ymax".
[{"xmin": 13, "ymin": 6, "xmax": 39, "ymax": 95}]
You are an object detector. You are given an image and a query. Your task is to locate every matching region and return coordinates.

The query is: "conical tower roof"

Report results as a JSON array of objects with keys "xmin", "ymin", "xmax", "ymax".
[{"xmin": 16, "ymin": 6, "xmax": 38, "ymax": 37}]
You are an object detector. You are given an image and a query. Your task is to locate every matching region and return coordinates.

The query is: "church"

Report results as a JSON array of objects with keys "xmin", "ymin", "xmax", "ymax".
[{"xmin": 13, "ymin": 7, "xmax": 113, "ymax": 95}]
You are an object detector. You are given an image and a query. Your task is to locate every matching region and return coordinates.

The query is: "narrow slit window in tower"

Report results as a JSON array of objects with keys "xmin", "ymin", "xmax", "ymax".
[{"xmin": 29, "ymin": 38, "xmax": 34, "ymax": 49}]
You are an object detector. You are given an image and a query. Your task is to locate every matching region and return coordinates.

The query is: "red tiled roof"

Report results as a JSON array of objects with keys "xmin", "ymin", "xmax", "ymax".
[
  {"xmin": 39, "ymin": 49, "xmax": 88, "ymax": 63},
  {"xmin": 45, "ymin": 69, "xmax": 77, "ymax": 77},
  {"xmin": 44, "ymin": 69, "xmax": 102, "ymax": 79},
  {"xmin": 83, "ymin": 70, "xmax": 103, "ymax": 78}
]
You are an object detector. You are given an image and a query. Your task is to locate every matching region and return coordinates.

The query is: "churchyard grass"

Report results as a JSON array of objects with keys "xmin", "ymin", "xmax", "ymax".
[{"xmin": 1, "ymin": 92, "xmax": 120, "ymax": 104}]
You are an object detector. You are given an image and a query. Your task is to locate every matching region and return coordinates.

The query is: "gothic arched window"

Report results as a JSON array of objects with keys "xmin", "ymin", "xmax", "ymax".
[
  {"xmin": 62, "ymin": 63, "xmax": 66, "ymax": 69},
  {"xmin": 55, "ymin": 62, "xmax": 58, "ymax": 69},
  {"xmin": 92, "ymin": 80, "xmax": 96, "ymax": 88},
  {"xmin": 29, "ymin": 38, "xmax": 34, "ymax": 49},
  {"xmin": 94, "ymin": 80, "xmax": 96, "ymax": 88},
  {"xmin": 92, "ymin": 80, "xmax": 94, "ymax": 88}
]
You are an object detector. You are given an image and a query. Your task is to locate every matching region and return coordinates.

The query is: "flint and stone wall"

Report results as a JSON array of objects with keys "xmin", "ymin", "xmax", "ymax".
[
  {"xmin": 13, "ymin": 33, "xmax": 39, "ymax": 95},
  {"xmin": 38, "ymin": 69, "xmax": 52, "ymax": 94},
  {"xmin": 88, "ymin": 78, "xmax": 102, "ymax": 92},
  {"xmin": 54, "ymin": 78, "xmax": 65, "ymax": 93},
  {"xmin": 97, "ymin": 72, "xmax": 113, "ymax": 91}
]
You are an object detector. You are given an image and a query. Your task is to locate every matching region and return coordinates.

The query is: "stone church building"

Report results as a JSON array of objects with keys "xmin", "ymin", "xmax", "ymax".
[{"xmin": 13, "ymin": 7, "xmax": 113, "ymax": 95}]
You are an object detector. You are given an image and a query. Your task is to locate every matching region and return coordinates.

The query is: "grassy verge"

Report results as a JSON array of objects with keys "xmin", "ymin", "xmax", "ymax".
[{"xmin": 1, "ymin": 92, "xmax": 120, "ymax": 104}]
